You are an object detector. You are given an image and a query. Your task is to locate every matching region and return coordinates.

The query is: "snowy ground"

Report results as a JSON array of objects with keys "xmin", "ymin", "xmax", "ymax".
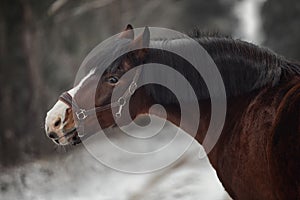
[{"xmin": 0, "ymin": 119, "xmax": 231, "ymax": 200}]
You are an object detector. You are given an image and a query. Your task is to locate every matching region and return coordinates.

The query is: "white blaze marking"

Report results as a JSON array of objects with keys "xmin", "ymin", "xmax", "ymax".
[
  {"xmin": 45, "ymin": 100, "xmax": 68, "ymax": 130},
  {"xmin": 45, "ymin": 69, "xmax": 96, "ymax": 132},
  {"xmin": 68, "ymin": 69, "xmax": 96, "ymax": 97}
]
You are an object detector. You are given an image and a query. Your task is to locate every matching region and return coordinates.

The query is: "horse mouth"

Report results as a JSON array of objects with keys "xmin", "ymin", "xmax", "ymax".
[
  {"xmin": 56, "ymin": 128, "xmax": 81, "ymax": 145},
  {"xmin": 67, "ymin": 128, "xmax": 81, "ymax": 145}
]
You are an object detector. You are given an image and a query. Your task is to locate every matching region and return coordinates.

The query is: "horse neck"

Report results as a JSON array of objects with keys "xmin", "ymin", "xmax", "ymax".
[
  {"xmin": 141, "ymin": 93, "xmax": 254, "ymax": 146},
  {"xmin": 139, "ymin": 38, "xmax": 300, "ymax": 199},
  {"xmin": 149, "ymin": 37, "xmax": 287, "ymax": 101}
]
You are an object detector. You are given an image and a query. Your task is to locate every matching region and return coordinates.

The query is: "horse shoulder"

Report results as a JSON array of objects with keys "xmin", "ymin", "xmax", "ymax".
[{"xmin": 270, "ymin": 77, "xmax": 300, "ymax": 199}]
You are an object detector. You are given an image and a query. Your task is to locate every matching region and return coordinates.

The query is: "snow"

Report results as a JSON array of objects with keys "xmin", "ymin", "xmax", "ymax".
[{"xmin": 0, "ymin": 119, "xmax": 231, "ymax": 200}]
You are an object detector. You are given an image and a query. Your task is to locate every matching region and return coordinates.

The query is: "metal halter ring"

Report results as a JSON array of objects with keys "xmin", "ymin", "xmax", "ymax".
[
  {"xmin": 76, "ymin": 109, "xmax": 88, "ymax": 120},
  {"xmin": 118, "ymin": 97, "xmax": 126, "ymax": 106},
  {"xmin": 128, "ymin": 82, "xmax": 137, "ymax": 95}
]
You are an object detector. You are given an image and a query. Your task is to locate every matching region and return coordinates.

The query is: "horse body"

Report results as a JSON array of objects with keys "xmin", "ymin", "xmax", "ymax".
[
  {"xmin": 45, "ymin": 25, "xmax": 300, "ymax": 199},
  {"xmin": 207, "ymin": 77, "xmax": 300, "ymax": 199},
  {"xmin": 140, "ymin": 75, "xmax": 300, "ymax": 199}
]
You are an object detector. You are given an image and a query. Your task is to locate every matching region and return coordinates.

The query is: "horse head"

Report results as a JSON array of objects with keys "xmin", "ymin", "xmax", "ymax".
[{"xmin": 45, "ymin": 25, "xmax": 150, "ymax": 145}]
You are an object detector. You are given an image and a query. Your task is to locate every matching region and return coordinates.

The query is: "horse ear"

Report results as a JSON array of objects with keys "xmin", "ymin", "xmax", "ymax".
[
  {"xmin": 119, "ymin": 24, "xmax": 134, "ymax": 40},
  {"xmin": 130, "ymin": 26, "xmax": 150, "ymax": 60},
  {"xmin": 131, "ymin": 26, "xmax": 150, "ymax": 48},
  {"xmin": 121, "ymin": 27, "xmax": 150, "ymax": 71}
]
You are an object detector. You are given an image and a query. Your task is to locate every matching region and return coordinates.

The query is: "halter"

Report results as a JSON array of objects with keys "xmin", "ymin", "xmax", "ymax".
[{"xmin": 58, "ymin": 68, "xmax": 141, "ymax": 137}]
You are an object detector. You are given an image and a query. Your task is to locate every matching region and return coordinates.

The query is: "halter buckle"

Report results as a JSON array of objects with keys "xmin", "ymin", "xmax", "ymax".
[
  {"xmin": 76, "ymin": 109, "xmax": 87, "ymax": 120},
  {"xmin": 128, "ymin": 82, "xmax": 137, "ymax": 95}
]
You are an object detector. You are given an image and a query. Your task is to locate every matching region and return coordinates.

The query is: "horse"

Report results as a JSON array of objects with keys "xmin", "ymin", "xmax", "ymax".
[{"xmin": 45, "ymin": 25, "xmax": 300, "ymax": 199}]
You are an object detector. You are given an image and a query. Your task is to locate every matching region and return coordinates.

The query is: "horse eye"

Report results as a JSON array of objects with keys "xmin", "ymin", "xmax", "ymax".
[{"xmin": 107, "ymin": 76, "xmax": 119, "ymax": 84}]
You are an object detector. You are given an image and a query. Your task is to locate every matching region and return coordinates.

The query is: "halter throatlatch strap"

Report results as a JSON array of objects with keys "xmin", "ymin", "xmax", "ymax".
[{"xmin": 58, "ymin": 67, "xmax": 142, "ymax": 137}]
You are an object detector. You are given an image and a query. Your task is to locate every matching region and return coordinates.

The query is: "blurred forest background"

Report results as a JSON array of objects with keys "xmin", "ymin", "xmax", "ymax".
[{"xmin": 0, "ymin": 0, "xmax": 299, "ymax": 167}]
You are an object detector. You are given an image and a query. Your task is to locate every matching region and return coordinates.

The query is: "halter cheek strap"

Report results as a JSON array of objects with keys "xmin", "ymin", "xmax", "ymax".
[{"xmin": 58, "ymin": 67, "xmax": 142, "ymax": 137}]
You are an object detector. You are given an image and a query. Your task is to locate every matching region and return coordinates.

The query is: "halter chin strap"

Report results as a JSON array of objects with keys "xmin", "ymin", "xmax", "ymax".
[{"xmin": 59, "ymin": 67, "xmax": 142, "ymax": 137}]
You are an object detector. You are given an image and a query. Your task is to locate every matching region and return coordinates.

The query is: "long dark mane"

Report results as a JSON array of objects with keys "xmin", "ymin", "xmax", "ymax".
[{"xmin": 141, "ymin": 32, "xmax": 300, "ymax": 104}]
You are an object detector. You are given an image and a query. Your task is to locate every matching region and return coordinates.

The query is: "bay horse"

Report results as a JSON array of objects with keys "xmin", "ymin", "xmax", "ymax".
[{"xmin": 45, "ymin": 25, "xmax": 300, "ymax": 199}]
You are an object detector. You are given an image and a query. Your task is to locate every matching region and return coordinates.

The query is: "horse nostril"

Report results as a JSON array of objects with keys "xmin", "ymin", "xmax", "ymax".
[
  {"xmin": 48, "ymin": 132, "xmax": 58, "ymax": 139},
  {"xmin": 54, "ymin": 118, "xmax": 61, "ymax": 128}
]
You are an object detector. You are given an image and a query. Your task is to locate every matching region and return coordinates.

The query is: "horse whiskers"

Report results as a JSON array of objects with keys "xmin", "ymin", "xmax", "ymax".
[
  {"xmin": 63, "ymin": 144, "xmax": 76, "ymax": 152},
  {"xmin": 65, "ymin": 145, "xmax": 75, "ymax": 152},
  {"xmin": 62, "ymin": 146, "xmax": 67, "ymax": 153},
  {"xmin": 52, "ymin": 144, "xmax": 59, "ymax": 153},
  {"xmin": 52, "ymin": 143, "xmax": 74, "ymax": 153},
  {"xmin": 56, "ymin": 128, "xmax": 77, "ymax": 140}
]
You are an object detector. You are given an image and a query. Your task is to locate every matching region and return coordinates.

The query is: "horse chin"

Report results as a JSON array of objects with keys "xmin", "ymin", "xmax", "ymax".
[
  {"xmin": 69, "ymin": 132, "xmax": 82, "ymax": 145},
  {"xmin": 53, "ymin": 128, "xmax": 82, "ymax": 146},
  {"xmin": 66, "ymin": 129, "xmax": 81, "ymax": 146}
]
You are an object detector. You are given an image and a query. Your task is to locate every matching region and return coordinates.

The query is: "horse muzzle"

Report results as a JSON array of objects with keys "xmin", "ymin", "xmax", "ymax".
[{"xmin": 45, "ymin": 100, "xmax": 79, "ymax": 145}]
